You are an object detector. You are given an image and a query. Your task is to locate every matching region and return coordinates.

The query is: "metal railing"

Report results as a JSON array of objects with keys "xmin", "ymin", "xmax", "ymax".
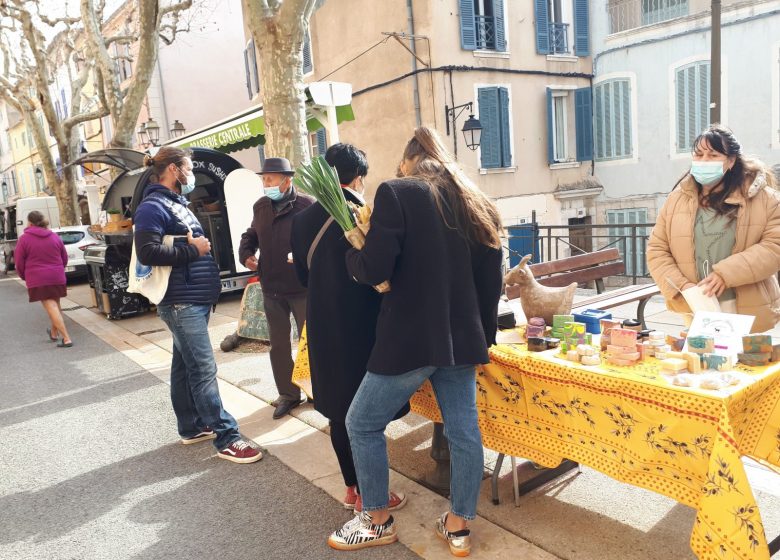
[
  {"xmin": 549, "ymin": 22, "xmax": 570, "ymax": 54},
  {"xmin": 475, "ymin": 15, "xmax": 496, "ymax": 50},
  {"xmin": 608, "ymin": 0, "xmax": 688, "ymax": 33},
  {"xmin": 506, "ymin": 222, "xmax": 656, "ymax": 284}
]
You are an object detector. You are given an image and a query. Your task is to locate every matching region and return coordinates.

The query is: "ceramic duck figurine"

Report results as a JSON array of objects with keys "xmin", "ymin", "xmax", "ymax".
[{"xmin": 504, "ymin": 254, "xmax": 577, "ymax": 325}]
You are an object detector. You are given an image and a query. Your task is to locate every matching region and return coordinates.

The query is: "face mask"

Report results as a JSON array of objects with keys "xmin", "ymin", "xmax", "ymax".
[
  {"xmin": 690, "ymin": 161, "xmax": 725, "ymax": 186},
  {"xmin": 264, "ymin": 187, "xmax": 284, "ymax": 201},
  {"xmin": 177, "ymin": 167, "xmax": 196, "ymax": 195}
]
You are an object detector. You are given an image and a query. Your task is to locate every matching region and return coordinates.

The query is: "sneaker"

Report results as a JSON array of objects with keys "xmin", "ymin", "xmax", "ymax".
[
  {"xmin": 354, "ymin": 490, "xmax": 407, "ymax": 513},
  {"xmin": 217, "ymin": 439, "xmax": 263, "ymax": 464},
  {"xmin": 180, "ymin": 428, "xmax": 216, "ymax": 445},
  {"xmin": 343, "ymin": 485, "xmax": 358, "ymax": 510},
  {"xmin": 435, "ymin": 513, "xmax": 471, "ymax": 557},
  {"xmin": 327, "ymin": 511, "xmax": 397, "ymax": 551}
]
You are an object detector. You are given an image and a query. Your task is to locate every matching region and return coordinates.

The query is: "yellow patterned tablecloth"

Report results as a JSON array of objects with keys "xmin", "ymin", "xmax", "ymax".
[
  {"xmin": 412, "ymin": 343, "xmax": 780, "ymax": 560},
  {"xmin": 292, "ymin": 329, "xmax": 780, "ymax": 560}
]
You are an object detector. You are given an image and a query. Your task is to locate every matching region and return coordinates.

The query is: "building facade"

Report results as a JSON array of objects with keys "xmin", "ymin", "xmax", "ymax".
[{"xmin": 590, "ymin": 0, "xmax": 780, "ymax": 275}]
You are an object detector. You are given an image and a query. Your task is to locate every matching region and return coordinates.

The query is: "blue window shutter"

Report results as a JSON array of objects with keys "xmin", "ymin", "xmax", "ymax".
[
  {"xmin": 575, "ymin": 87, "xmax": 593, "ymax": 161},
  {"xmin": 534, "ymin": 0, "xmax": 550, "ymax": 54},
  {"xmin": 493, "ymin": 0, "xmax": 506, "ymax": 52},
  {"xmin": 459, "ymin": 0, "xmax": 477, "ymax": 50},
  {"xmin": 573, "ymin": 0, "xmax": 590, "ymax": 56},
  {"xmin": 546, "ymin": 88, "xmax": 554, "ymax": 164},
  {"xmin": 478, "ymin": 87, "xmax": 501, "ymax": 169},
  {"xmin": 316, "ymin": 128, "xmax": 327, "ymax": 155},
  {"xmin": 302, "ymin": 31, "xmax": 313, "ymax": 74},
  {"xmin": 498, "ymin": 87, "xmax": 512, "ymax": 167}
]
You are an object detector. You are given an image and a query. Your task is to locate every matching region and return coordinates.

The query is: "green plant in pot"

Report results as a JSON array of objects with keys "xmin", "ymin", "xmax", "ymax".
[{"xmin": 107, "ymin": 208, "xmax": 121, "ymax": 222}]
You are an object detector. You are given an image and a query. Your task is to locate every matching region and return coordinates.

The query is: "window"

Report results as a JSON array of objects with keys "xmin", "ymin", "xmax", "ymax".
[
  {"xmin": 675, "ymin": 61, "xmax": 710, "ymax": 153},
  {"xmin": 546, "ymin": 87, "xmax": 593, "ymax": 164},
  {"xmin": 459, "ymin": 0, "xmax": 506, "ymax": 52},
  {"xmin": 310, "ymin": 128, "xmax": 327, "ymax": 158},
  {"xmin": 607, "ymin": 208, "xmax": 649, "ymax": 277},
  {"xmin": 243, "ymin": 39, "xmax": 260, "ymax": 100},
  {"xmin": 594, "ymin": 79, "xmax": 632, "ymax": 160},
  {"xmin": 112, "ymin": 42, "xmax": 133, "ymax": 82},
  {"xmin": 56, "ymin": 231, "xmax": 85, "ymax": 245},
  {"xmin": 608, "ymin": 0, "xmax": 688, "ymax": 33},
  {"xmin": 534, "ymin": 0, "xmax": 588, "ymax": 56},
  {"xmin": 642, "ymin": 0, "xmax": 688, "ymax": 26},
  {"xmin": 302, "ymin": 30, "xmax": 313, "ymax": 74},
  {"xmin": 478, "ymin": 86, "xmax": 512, "ymax": 169}
]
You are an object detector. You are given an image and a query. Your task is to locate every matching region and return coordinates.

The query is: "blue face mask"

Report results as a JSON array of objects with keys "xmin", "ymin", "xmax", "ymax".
[
  {"xmin": 690, "ymin": 161, "xmax": 725, "ymax": 186},
  {"xmin": 264, "ymin": 186, "xmax": 284, "ymax": 201},
  {"xmin": 177, "ymin": 167, "xmax": 196, "ymax": 195}
]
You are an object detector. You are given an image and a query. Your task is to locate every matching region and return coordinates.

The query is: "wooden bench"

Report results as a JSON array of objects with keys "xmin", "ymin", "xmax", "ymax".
[{"xmin": 506, "ymin": 248, "xmax": 661, "ymax": 328}]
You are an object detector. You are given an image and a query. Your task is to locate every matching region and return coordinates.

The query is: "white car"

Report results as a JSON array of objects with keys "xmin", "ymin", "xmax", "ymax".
[{"xmin": 52, "ymin": 225, "xmax": 99, "ymax": 279}]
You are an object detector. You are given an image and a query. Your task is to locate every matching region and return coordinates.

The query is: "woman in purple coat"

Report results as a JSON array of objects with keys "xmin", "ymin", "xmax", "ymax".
[{"xmin": 15, "ymin": 211, "xmax": 73, "ymax": 347}]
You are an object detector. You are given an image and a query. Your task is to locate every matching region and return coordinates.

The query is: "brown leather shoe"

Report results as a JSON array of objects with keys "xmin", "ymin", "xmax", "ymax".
[{"xmin": 272, "ymin": 398, "xmax": 302, "ymax": 419}]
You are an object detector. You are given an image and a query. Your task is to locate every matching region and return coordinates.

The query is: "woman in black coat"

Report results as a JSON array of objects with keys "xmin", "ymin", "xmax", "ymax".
[
  {"xmin": 327, "ymin": 128, "xmax": 503, "ymax": 554},
  {"xmin": 290, "ymin": 144, "xmax": 408, "ymax": 513}
]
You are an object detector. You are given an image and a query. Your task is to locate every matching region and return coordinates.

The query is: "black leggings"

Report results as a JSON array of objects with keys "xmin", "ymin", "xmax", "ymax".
[{"xmin": 330, "ymin": 420, "xmax": 358, "ymax": 489}]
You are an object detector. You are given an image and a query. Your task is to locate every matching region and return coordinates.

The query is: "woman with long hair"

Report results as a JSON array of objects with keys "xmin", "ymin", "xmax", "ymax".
[
  {"xmin": 327, "ymin": 127, "xmax": 503, "ymax": 556},
  {"xmin": 648, "ymin": 124, "xmax": 780, "ymax": 331},
  {"xmin": 15, "ymin": 210, "xmax": 73, "ymax": 347}
]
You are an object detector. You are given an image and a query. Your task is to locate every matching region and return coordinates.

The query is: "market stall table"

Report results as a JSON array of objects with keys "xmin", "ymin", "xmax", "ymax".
[{"xmin": 411, "ymin": 343, "xmax": 780, "ymax": 560}]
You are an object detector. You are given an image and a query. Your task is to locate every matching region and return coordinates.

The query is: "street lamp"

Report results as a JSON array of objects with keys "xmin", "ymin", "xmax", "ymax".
[
  {"xmin": 169, "ymin": 120, "xmax": 186, "ymax": 139},
  {"xmin": 444, "ymin": 101, "xmax": 483, "ymax": 158},
  {"xmin": 136, "ymin": 118, "xmax": 161, "ymax": 148},
  {"xmin": 35, "ymin": 167, "xmax": 43, "ymax": 194}
]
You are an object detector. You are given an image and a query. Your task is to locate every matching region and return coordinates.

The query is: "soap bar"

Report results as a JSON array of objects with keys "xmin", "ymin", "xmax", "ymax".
[
  {"xmin": 660, "ymin": 357, "xmax": 688, "ymax": 372},
  {"xmin": 553, "ymin": 314, "xmax": 574, "ymax": 328},
  {"xmin": 701, "ymin": 353, "xmax": 732, "ymax": 371},
  {"xmin": 666, "ymin": 334, "xmax": 686, "ymax": 352},
  {"xmin": 684, "ymin": 352, "xmax": 703, "ymax": 374},
  {"xmin": 600, "ymin": 319, "xmax": 623, "ymax": 350},
  {"xmin": 742, "ymin": 335, "xmax": 772, "ymax": 354},
  {"xmin": 607, "ymin": 357, "xmax": 636, "ymax": 366},
  {"xmin": 738, "ymin": 352, "xmax": 771, "ymax": 367},
  {"xmin": 610, "ymin": 328, "xmax": 638, "ymax": 348},
  {"xmin": 687, "ymin": 335, "xmax": 715, "ymax": 354},
  {"xmin": 772, "ymin": 343, "xmax": 780, "ymax": 362},
  {"xmin": 581, "ymin": 355, "xmax": 601, "ymax": 366},
  {"xmin": 566, "ymin": 349, "xmax": 580, "ymax": 362},
  {"xmin": 649, "ymin": 330, "xmax": 665, "ymax": 341},
  {"xmin": 609, "ymin": 351, "xmax": 640, "ymax": 361},
  {"xmin": 577, "ymin": 344, "xmax": 596, "ymax": 357},
  {"xmin": 607, "ymin": 344, "xmax": 636, "ymax": 355}
]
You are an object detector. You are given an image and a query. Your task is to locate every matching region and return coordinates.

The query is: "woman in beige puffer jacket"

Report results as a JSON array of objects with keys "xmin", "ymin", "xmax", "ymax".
[{"xmin": 647, "ymin": 125, "xmax": 780, "ymax": 333}]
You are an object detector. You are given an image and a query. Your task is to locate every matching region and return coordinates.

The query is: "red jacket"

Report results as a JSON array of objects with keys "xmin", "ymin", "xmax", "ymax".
[{"xmin": 15, "ymin": 226, "xmax": 68, "ymax": 288}]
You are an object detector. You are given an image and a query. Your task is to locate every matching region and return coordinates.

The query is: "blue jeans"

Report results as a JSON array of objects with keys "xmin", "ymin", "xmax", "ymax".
[
  {"xmin": 346, "ymin": 365, "xmax": 483, "ymax": 520},
  {"xmin": 158, "ymin": 303, "xmax": 240, "ymax": 450}
]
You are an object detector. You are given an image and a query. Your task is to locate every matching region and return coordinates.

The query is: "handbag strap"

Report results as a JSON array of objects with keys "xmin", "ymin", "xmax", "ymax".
[{"xmin": 307, "ymin": 216, "xmax": 335, "ymax": 269}]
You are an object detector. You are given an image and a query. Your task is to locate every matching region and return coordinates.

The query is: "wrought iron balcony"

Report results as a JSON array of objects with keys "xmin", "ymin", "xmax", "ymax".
[
  {"xmin": 475, "ymin": 15, "xmax": 496, "ymax": 50},
  {"xmin": 608, "ymin": 0, "xmax": 688, "ymax": 34},
  {"xmin": 549, "ymin": 22, "xmax": 570, "ymax": 55}
]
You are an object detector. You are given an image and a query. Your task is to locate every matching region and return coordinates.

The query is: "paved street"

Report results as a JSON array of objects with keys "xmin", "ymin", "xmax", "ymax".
[{"xmin": 0, "ymin": 277, "xmax": 421, "ymax": 560}]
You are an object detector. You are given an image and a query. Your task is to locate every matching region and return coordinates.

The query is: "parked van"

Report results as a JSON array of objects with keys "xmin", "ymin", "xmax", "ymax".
[{"xmin": 1, "ymin": 196, "xmax": 60, "ymax": 272}]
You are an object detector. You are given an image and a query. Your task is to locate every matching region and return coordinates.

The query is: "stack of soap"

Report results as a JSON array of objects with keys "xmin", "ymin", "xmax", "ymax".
[
  {"xmin": 666, "ymin": 334, "xmax": 686, "ymax": 352},
  {"xmin": 643, "ymin": 331, "xmax": 667, "ymax": 358},
  {"xmin": 660, "ymin": 357, "xmax": 688, "ymax": 374},
  {"xmin": 605, "ymin": 328, "xmax": 640, "ymax": 366},
  {"xmin": 577, "ymin": 344, "xmax": 601, "ymax": 366},
  {"xmin": 551, "ymin": 314, "xmax": 574, "ymax": 340},
  {"xmin": 560, "ymin": 321, "xmax": 591, "ymax": 353},
  {"xmin": 738, "ymin": 335, "xmax": 772, "ymax": 366},
  {"xmin": 573, "ymin": 309, "xmax": 612, "ymax": 334},
  {"xmin": 600, "ymin": 319, "xmax": 623, "ymax": 351},
  {"xmin": 526, "ymin": 317, "xmax": 546, "ymax": 339}
]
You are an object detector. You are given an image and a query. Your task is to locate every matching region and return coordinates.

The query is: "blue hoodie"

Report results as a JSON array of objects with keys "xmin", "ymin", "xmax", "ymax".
[{"xmin": 133, "ymin": 184, "xmax": 220, "ymax": 306}]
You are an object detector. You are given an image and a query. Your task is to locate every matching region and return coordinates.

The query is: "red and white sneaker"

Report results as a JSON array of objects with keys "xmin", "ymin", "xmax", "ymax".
[
  {"xmin": 180, "ymin": 428, "xmax": 216, "ymax": 445},
  {"xmin": 354, "ymin": 490, "xmax": 407, "ymax": 513},
  {"xmin": 217, "ymin": 439, "xmax": 263, "ymax": 464},
  {"xmin": 343, "ymin": 485, "xmax": 359, "ymax": 510}
]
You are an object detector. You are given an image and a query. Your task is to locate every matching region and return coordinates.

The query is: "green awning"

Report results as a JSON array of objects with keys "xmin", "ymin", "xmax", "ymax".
[{"xmin": 172, "ymin": 103, "xmax": 355, "ymax": 154}]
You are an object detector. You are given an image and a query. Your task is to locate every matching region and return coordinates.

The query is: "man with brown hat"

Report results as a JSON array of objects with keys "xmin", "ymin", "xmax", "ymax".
[{"xmin": 239, "ymin": 157, "xmax": 314, "ymax": 419}]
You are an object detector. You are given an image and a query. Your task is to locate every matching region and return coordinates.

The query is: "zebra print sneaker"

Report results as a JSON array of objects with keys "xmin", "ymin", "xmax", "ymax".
[{"xmin": 327, "ymin": 511, "xmax": 397, "ymax": 550}]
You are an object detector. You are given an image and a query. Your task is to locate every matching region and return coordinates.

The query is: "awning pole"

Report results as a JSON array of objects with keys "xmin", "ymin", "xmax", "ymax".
[{"xmin": 326, "ymin": 105, "xmax": 339, "ymax": 145}]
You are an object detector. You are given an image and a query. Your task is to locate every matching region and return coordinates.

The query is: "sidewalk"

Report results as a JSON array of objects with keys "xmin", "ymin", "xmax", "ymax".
[{"xmin": 44, "ymin": 277, "xmax": 780, "ymax": 559}]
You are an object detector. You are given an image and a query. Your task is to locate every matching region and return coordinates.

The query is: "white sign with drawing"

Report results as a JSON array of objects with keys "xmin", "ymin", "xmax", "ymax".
[{"xmin": 684, "ymin": 311, "xmax": 755, "ymax": 356}]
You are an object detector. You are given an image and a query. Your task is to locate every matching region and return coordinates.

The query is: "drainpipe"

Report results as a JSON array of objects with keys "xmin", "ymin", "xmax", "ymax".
[{"xmin": 407, "ymin": 0, "xmax": 422, "ymax": 126}]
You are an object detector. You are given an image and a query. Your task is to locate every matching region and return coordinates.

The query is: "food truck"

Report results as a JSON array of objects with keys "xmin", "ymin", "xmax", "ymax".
[{"xmin": 70, "ymin": 147, "xmax": 255, "ymax": 319}]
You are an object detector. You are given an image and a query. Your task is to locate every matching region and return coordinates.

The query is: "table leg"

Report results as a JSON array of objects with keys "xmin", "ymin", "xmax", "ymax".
[
  {"xmin": 769, "ymin": 532, "xmax": 780, "ymax": 556},
  {"xmin": 424, "ymin": 422, "xmax": 451, "ymax": 493},
  {"xmin": 492, "ymin": 453, "xmax": 506, "ymax": 505},
  {"xmin": 511, "ymin": 456, "xmax": 520, "ymax": 507}
]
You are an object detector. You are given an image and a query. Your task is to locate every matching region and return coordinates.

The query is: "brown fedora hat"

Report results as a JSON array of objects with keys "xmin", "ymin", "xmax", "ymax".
[{"xmin": 257, "ymin": 157, "xmax": 295, "ymax": 176}]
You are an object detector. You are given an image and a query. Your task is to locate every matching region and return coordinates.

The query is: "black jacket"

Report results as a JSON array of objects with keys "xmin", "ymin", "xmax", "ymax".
[
  {"xmin": 290, "ymin": 190, "xmax": 408, "ymax": 421},
  {"xmin": 134, "ymin": 184, "xmax": 220, "ymax": 306},
  {"xmin": 238, "ymin": 189, "xmax": 313, "ymax": 299},
  {"xmin": 345, "ymin": 179, "xmax": 503, "ymax": 376}
]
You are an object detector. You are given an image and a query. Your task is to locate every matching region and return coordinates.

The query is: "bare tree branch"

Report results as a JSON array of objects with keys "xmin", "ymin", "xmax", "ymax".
[
  {"xmin": 161, "ymin": 0, "xmax": 193, "ymax": 16},
  {"xmin": 104, "ymin": 34, "xmax": 136, "ymax": 47}
]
